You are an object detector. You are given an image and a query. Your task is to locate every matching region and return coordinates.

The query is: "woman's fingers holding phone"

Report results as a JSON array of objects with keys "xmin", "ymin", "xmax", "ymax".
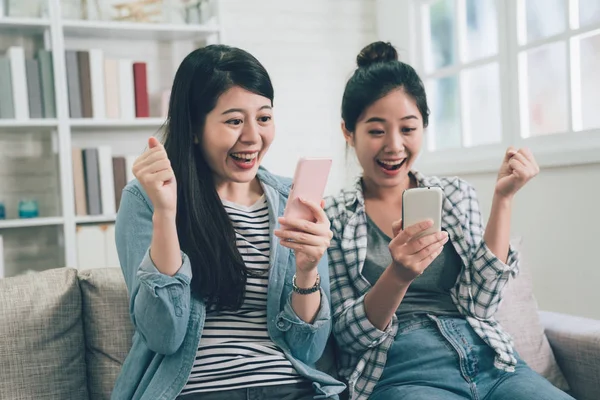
[
  {"xmin": 274, "ymin": 228, "xmax": 326, "ymax": 247},
  {"xmin": 299, "ymin": 197, "xmax": 330, "ymax": 226},
  {"xmin": 406, "ymin": 230, "xmax": 448, "ymax": 255},
  {"xmin": 388, "ymin": 224, "xmax": 447, "ymax": 283},
  {"xmin": 277, "ymin": 198, "xmax": 331, "ymax": 233},
  {"xmin": 277, "ymin": 217, "xmax": 330, "ymax": 238},
  {"xmin": 276, "ymin": 208, "xmax": 332, "ymax": 274},
  {"xmin": 276, "ymin": 198, "xmax": 333, "ymax": 273},
  {"xmin": 391, "ymin": 219, "xmax": 403, "ymax": 237},
  {"xmin": 414, "ymin": 237, "xmax": 447, "ymax": 266},
  {"xmin": 395, "ymin": 220, "xmax": 434, "ymax": 244}
]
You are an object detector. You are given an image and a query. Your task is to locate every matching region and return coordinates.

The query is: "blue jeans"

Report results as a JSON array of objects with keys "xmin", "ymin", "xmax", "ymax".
[{"xmin": 371, "ymin": 316, "xmax": 574, "ymax": 400}]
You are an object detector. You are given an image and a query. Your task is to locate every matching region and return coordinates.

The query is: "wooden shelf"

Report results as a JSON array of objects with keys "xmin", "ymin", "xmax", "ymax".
[
  {"xmin": 75, "ymin": 215, "xmax": 116, "ymax": 224},
  {"xmin": 62, "ymin": 19, "xmax": 219, "ymax": 41},
  {"xmin": 0, "ymin": 17, "xmax": 51, "ymax": 34},
  {"xmin": 69, "ymin": 118, "xmax": 166, "ymax": 129},
  {"xmin": 0, "ymin": 217, "xmax": 64, "ymax": 229},
  {"xmin": 0, "ymin": 119, "xmax": 58, "ymax": 130}
]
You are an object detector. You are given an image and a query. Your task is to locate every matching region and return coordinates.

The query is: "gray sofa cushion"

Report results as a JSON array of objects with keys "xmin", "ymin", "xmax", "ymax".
[
  {"xmin": 540, "ymin": 311, "xmax": 600, "ymax": 400},
  {"xmin": 0, "ymin": 268, "xmax": 89, "ymax": 400},
  {"xmin": 79, "ymin": 268, "xmax": 134, "ymax": 400},
  {"xmin": 495, "ymin": 239, "xmax": 569, "ymax": 390}
]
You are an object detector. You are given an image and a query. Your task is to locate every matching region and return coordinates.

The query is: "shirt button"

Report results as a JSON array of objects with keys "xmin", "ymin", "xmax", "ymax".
[{"xmin": 277, "ymin": 321, "xmax": 285, "ymax": 328}]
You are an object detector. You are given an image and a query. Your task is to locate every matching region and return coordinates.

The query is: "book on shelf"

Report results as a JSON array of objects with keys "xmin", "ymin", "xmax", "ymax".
[
  {"xmin": 25, "ymin": 59, "xmax": 43, "ymax": 118},
  {"xmin": 0, "ymin": 47, "xmax": 56, "ymax": 120},
  {"xmin": 82, "ymin": 148, "xmax": 102, "ymax": 215},
  {"xmin": 66, "ymin": 49, "xmax": 150, "ymax": 120},
  {"xmin": 7, "ymin": 46, "xmax": 29, "ymax": 120},
  {"xmin": 112, "ymin": 157, "xmax": 127, "ymax": 213},
  {"xmin": 97, "ymin": 146, "xmax": 116, "ymax": 216},
  {"xmin": 78, "ymin": 51, "xmax": 93, "ymax": 118},
  {"xmin": 72, "ymin": 148, "xmax": 88, "ymax": 216},
  {"xmin": 72, "ymin": 146, "xmax": 135, "ymax": 217},
  {"xmin": 89, "ymin": 49, "xmax": 105, "ymax": 119},
  {"xmin": 118, "ymin": 59, "xmax": 136, "ymax": 119},
  {"xmin": 0, "ymin": 56, "xmax": 15, "ymax": 119},
  {"xmin": 37, "ymin": 50, "xmax": 56, "ymax": 118},
  {"xmin": 104, "ymin": 58, "xmax": 120, "ymax": 119},
  {"xmin": 76, "ymin": 224, "xmax": 119, "ymax": 269},
  {"xmin": 133, "ymin": 62, "xmax": 150, "ymax": 118},
  {"xmin": 65, "ymin": 50, "xmax": 83, "ymax": 118}
]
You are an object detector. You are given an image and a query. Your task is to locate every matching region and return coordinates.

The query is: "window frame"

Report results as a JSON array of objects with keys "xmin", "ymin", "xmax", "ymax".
[{"xmin": 410, "ymin": 0, "xmax": 600, "ymax": 175}]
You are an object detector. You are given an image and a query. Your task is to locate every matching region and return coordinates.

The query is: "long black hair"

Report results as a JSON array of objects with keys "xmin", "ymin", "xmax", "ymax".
[
  {"xmin": 341, "ymin": 41, "xmax": 430, "ymax": 132},
  {"xmin": 163, "ymin": 45, "xmax": 274, "ymax": 311}
]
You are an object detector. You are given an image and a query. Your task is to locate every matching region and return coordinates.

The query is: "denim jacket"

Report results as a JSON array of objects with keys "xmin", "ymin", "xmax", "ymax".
[{"xmin": 111, "ymin": 166, "xmax": 345, "ymax": 400}]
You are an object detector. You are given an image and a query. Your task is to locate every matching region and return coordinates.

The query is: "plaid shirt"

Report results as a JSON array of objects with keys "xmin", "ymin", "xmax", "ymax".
[{"xmin": 324, "ymin": 171, "xmax": 520, "ymax": 400}]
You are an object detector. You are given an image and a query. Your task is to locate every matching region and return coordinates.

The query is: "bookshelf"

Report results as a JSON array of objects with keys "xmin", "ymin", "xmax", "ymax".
[
  {"xmin": 0, "ymin": 217, "xmax": 64, "ymax": 229},
  {"xmin": 0, "ymin": 0, "xmax": 222, "ymax": 277},
  {"xmin": 62, "ymin": 19, "xmax": 219, "ymax": 40},
  {"xmin": 75, "ymin": 214, "xmax": 116, "ymax": 224},
  {"xmin": 69, "ymin": 117, "xmax": 165, "ymax": 129},
  {"xmin": 0, "ymin": 119, "xmax": 58, "ymax": 128},
  {"xmin": 0, "ymin": 17, "xmax": 51, "ymax": 32}
]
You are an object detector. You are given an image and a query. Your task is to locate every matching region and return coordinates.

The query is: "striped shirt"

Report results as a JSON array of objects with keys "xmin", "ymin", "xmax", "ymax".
[{"xmin": 180, "ymin": 195, "xmax": 303, "ymax": 395}]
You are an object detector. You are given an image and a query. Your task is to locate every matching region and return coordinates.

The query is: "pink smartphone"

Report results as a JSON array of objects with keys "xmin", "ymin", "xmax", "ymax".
[{"xmin": 283, "ymin": 157, "xmax": 332, "ymax": 223}]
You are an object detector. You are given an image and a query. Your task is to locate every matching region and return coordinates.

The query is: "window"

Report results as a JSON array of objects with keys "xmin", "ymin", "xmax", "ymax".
[{"xmin": 412, "ymin": 0, "xmax": 600, "ymax": 174}]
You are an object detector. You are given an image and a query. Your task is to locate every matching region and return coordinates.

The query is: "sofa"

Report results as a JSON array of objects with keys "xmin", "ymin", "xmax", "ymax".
[{"xmin": 0, "ymin": 263, "xmax": 599, "ymax": 400}]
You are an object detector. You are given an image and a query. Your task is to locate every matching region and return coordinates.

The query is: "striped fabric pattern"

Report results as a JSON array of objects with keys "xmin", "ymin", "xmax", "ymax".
[{"xmin": 180, "ymin": 195, "xmax": 303, "ymax": 396}]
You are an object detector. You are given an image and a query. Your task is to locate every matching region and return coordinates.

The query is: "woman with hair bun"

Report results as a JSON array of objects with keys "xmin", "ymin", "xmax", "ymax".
[{"xmin": 324, "ymin": 41, "xmax": 571, "ymax": 400}]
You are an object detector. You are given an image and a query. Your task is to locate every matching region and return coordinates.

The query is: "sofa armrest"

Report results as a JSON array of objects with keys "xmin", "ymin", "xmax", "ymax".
[{"xmin": 539, "ymin": 311, "xmax": 600, "ymax": 400}]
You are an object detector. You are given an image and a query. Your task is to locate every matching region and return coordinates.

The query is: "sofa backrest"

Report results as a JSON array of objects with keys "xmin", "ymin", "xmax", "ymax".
[
  {"xmin": 495, "ymin": 238, "xmax": 568, "ymax": 390},
  {"xmin": 0, "ymin": 268, "xmax": 89, "ymax": 400},
  {"xmin": 78, "ymin": 268, "xmax": 134, "ymax": 400}
]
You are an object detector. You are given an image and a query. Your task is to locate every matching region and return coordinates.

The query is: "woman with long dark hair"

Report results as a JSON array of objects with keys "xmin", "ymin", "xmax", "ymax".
[{"xmin": 112, "ymin": 45, "xmax": 344, "ymax": 400}]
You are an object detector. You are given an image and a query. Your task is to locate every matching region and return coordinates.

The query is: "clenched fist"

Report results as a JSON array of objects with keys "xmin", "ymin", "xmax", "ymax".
[
  {"xmin": 495, "ymin": 147, "xmax": 539, "ymax": 199},
  {"xmin": 132, "ymin": 137, "xmax": 177, "ymax": 215}
]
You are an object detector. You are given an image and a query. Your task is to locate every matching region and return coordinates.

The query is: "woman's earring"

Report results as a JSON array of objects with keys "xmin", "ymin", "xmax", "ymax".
[{"xmin": 193, "ymin": 136, "xmax": 199, "ymax": 145}]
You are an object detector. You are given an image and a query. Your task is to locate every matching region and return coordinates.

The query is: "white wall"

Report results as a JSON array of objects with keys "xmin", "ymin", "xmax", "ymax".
[
  {"xmin": 462, "ymin": 166, "xmax": 600, "ymax": 320},
  {"xmin": 219, "ymin": 0, "xmax": 377, "ymax": 195},
  {"xmin": 376, "ymin": 0, "xmax": 600, "ymax": 319}
]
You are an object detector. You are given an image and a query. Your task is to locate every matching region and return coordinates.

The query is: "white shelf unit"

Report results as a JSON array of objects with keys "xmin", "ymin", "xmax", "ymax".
[
  {"xmin": 0, "ymin": 217, "xmax": 64, "ymax": 229},
  {"xmin": 69, "ymin": 117, "xmax": 166, "ymax": 129},
  {"xmin": 0, "ymin": 17, "xmax": 51, "ymax": 33},
  {"xmin": 75, "ymin": 215, "xmax": 116, "ymax": 224},
  {"xmin": 62, "ymin": 19, "xmax": 219, "ymax": 41},
  {"xmin": 0, "ymin": 0, "xmax": 222, "ymax": 276},
  {"xmin": 0, "ymin": 119, "xmax": 58, "ymax": 129}
]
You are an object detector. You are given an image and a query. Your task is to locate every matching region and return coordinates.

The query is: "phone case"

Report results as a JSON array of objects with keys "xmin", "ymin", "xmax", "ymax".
[
  {"xmin": 283, "ymin": 157, "xmax": 332, "ymax": 222},
  {"xmin": 402, "ymin": 186, "xmax": 443, "ymax": 239}
]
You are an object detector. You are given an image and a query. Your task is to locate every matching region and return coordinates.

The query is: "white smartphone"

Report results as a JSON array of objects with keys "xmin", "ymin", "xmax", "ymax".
[
  {"xmin": 402, "ymin": 186, "xmax": 443, "ymax": 239},
  {"xmin": 283, "ymin": 157, "xmax": 332, "ymax": 223}
]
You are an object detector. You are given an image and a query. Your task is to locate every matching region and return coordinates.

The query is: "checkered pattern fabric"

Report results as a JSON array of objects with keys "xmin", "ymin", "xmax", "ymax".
[{"xmin": 324, "ymin": 171, "xmax": 520, "ymax": 400}]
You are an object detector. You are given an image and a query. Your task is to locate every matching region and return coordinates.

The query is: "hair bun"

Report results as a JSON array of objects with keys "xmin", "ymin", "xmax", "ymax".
[{"xmin": 356, "ymin": 41, "xmax": 398, "ymax": 68}]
